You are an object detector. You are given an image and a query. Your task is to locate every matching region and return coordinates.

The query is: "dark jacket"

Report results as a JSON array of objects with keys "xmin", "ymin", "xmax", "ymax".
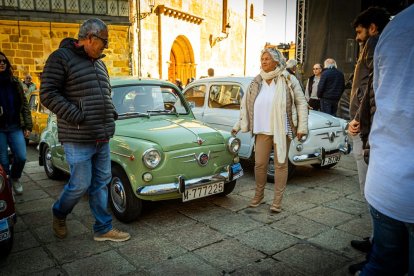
[
  {"xmin": 357, "ymin": 73, "xmax": 376, "ymax": 164},
  {"xmin": 0, "ymin": 76, "xmax": 33, "ymax": 131},
  {"xmin": 40, "ymin": 38, "xmax": 117, "ymax": 143},
  {"xmin": 349, "ymin": 35, "xmax": 379, "ymax": 119},
  {"xmin": 317, "ymin": 67, "xmax": 345, "ymax": 101}
]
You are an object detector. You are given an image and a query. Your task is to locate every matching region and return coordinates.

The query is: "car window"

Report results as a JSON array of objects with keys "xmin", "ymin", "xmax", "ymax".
[
  {"xmin": 112, "ymin": 85, "xmax": 188, "ymax": 115},
  {"xmin": 183, "ymin": 85, "xmax": 206, "ymax": 107},
  {"xmin": 208, "ymin": 84, "xmax": 242, "ymax": 109}
]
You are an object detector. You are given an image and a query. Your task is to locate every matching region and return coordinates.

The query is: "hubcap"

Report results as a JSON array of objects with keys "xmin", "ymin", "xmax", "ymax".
[
  {"xmin": 267, "ymin": 154, "xmax": 275, "ymax": 177},
  {"xmin": 45, "ymin": 149, "xmax": 54, "ymax": 174},
  {"xmin": 110, "ymin": 177, "xmax": 126, "ymax": 213}
]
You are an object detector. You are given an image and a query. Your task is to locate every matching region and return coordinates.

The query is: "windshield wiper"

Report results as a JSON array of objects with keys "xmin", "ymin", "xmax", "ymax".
[
  {"xmin": 147, "ymin": 109, "xmax": 179, "ymax": 117},
  {"xmin": 118, "ymin": 111, "xmax": 150, "ymax": 119}
]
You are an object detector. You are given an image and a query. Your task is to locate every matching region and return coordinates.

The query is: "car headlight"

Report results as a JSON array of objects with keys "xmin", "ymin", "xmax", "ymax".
[
  {"xmin": 142, "ymin": 148, "xmax": 162, "ymax": 169},
  {"xmin": 0, "ymin": 174, "xmax": 4, "ymax": 193},
  {"xmin": 299, "ymin": 134, "xmax": 307, "ymax": 142},
  {"xmin": 343, "ymin": 122, "xmax": 349, "ymax": 135},
  {"xmin": 228, "ymin": 137, "xmax": 241, "ymax": 154}
]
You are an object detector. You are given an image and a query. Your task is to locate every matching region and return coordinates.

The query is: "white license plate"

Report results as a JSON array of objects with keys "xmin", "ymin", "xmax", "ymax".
[
  {"xmin": 0, "ymin": 219, "xmax": 10, "ymax": 242},
  {"xmin": 183, "ymin": 182, "xmax": 224, "ymax": 202},
  {"xmin": 321, "ymin": 154, "xmax": 341, "ymax": 166}
]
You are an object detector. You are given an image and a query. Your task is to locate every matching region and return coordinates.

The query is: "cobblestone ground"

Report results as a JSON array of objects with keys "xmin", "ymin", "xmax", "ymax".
[{"xmin": 0, "ymin": 154, "xmax": 370, "ymax": 275}]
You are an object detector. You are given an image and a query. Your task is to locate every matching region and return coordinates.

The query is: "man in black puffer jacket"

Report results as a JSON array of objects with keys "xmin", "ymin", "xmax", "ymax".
[
  {"xmin": 317, "ymin": 58, "xmax": 345, "ymax": 115},
  {"xmin": 40, "ymin": 18, "xmax": 130, "ymax": 242}
]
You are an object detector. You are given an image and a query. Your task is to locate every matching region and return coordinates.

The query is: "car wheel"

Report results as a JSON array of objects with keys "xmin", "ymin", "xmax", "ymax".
[
  {"xmin": 220, "ymin": 180, "xmax": 236, "ymax": 196},
  {"xmin": 43, "ymin": 145, "xmax": 64, "ymax": 180},
  {"xmin": 311, "ymin": 162, "xmax": 339, "ymax": 169},
  {"xmin": 109, "ymin": 166, "xmax": 143, "ymax": 223},
  {"xmin": 0, "ymin": 226, "xmax": 14, "ymax": 259},
  {"xmin": 267, "ymin": 154, "xmax": 296, "ymax": 182}
]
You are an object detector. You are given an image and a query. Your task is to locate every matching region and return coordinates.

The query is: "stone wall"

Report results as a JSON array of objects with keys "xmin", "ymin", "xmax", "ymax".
[{"xmin": 0, "ymin": 20, "xmax": 130, "ymax": 86}]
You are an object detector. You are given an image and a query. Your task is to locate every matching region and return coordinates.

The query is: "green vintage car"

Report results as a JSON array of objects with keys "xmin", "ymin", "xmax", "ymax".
[{"xmin": 38, "ymin": 78, "xmax": 243, "ymax": 223}]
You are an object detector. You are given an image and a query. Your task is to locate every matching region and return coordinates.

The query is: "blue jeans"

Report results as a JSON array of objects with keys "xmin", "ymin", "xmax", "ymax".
[
  {"xmin": 0, "ymin": 126, "xmax": 27, "ymax": 179},
  {"xmin": 53, "ymin": 142, "xmax": 113, "ymax": 234},
  {"xmin": 320, "ymin": 98, "xmax": 338, "ymax": 116},
  {"xmin": 361, "ymin": 205, "xmax": 414, "ymax": 276}
]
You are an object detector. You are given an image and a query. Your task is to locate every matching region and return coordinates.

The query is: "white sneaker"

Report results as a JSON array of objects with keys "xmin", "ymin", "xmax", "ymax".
[{"xmin": 12, "ymin": 178, "xmax": 23, "ymax": 195}]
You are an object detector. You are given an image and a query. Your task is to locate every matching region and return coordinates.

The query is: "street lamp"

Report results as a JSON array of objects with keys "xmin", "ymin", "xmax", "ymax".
[
  {"xmin": 136, "ymin": 0, "xmax": 155, "ymax": 77},
  {"xmin": 136, "ymin": 0, "xmax": 155, "ymax": 21},
  {"xmin": 209, "ymin": 23, "xmax": 231, "ymax": 47}
]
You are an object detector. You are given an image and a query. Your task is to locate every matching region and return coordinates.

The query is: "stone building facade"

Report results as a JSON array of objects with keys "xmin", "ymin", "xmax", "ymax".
[{"xmin": 0, "ymin": 0, "xmax": 266, "ymax": 86}]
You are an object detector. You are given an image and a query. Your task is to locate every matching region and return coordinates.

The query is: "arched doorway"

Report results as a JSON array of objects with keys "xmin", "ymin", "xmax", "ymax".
[{"xmin": 168, "ymin": 35, "xmax": 196, "ymax": 87}]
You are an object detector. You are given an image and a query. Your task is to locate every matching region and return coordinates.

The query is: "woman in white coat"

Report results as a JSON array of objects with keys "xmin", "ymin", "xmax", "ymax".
[{"xmin": 232, "ymin": 47, "xmax": 308, "ymax": 212}]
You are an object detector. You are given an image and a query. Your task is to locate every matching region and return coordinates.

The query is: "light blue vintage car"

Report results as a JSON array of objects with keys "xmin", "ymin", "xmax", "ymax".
[
  {"xmin": 38, "ymin": 77, "xmax": 243, "ymax": 222},
  {"xmin": 182, "ymin": 76, "xmax": 351, "ymax": 179}
]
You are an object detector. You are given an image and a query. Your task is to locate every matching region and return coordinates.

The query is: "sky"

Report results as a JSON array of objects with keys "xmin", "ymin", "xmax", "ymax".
[{"xmin": 264, "ymin": 0, "xmax": 297, "ymax": 45}]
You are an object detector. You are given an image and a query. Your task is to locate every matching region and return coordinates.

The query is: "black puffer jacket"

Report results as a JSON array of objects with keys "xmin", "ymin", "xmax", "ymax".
[
  {"xmin": 0, "ymin": 76, "xmax": 33, "ymax": 131},
  {"xmin": 40, "ymin": 38, "xmax": 117, "ymax": 143}
]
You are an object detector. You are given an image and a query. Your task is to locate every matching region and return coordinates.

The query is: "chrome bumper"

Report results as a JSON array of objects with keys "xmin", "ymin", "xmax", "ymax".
[
  {"xmin": 137, "ymin": 163, "xmax": 243, "ymax": 196},
  {"xmin": 292, "ymin": 138, "xmax": 351, "ymax": 164}
]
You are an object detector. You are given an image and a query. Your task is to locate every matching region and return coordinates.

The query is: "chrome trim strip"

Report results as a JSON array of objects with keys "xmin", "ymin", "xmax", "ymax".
[
  {"xmin": 110, "ymin": 151, "xmax": 132, "ymax": 158},
  {"xmin": 292, "ymin": 152, "xmax": 322, "ymax": 162},
  {"xmin": 292, "ymin": 145, "xmax": 350, "ymax": 163},
  {"xmin": 172, "ymin": 153, "xmax": 196, "ymax": 159},
  {"xmin": 136, "ymin": 171, "xmax": 230, "ymax": 196}
]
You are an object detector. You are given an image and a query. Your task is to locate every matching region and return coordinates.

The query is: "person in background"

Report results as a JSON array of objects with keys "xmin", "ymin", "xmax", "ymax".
[
  {"xmin": 186, "ymin": 77, "xmax": 195, "ymax": 87},
  {"xmin": 286, "ymin": 59, "xmax": 297, "ymax": 75},
  {"xmin": 21, "ymin": 73, "xmax": 37, "ymax": 99},
  {"xmin": 0, "ymin": 51, "xmax": 33, "ymax": 195},
  {"xmin": 359, "ymin": 5, "xmax": 414, "ymax": 275},
  {"xmin": 304, "ymin": 63, "xmax": 323, "ymax": 110},
  {"xmin": 207, "ymin": 67, "xmax": 214, "ymax": 77},
  {"xmin": 317, "ymin": 58, "xmax": 345, "ymax": 116},
  {"xmin": 40, "ymin": 18, "xmax": 130, "ymax": 242},
  {"xmin": 346, "ymin": 7, "xmax": 391, "ymax": 274},
  {"xmin": 286, "ymin": 59, "xmax": 304, "ymax": 91},
  {"xmin": 175, "ymin": 79, "xmax": 183, "ymax": 91},
  {"xmin": 232, "ymin": 47, "xmax": 308, "ymax": 213}
]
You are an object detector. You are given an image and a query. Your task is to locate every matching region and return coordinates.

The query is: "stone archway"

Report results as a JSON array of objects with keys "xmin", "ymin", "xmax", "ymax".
[{"xmin": 168, "ymin": 35, "xmax": 196, "ymax": 87}]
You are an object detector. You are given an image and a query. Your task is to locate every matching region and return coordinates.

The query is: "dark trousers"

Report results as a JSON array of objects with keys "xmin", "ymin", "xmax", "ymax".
[{"xmin": 320, "ymin": 98, "xmax": 338, "ymax": 116}]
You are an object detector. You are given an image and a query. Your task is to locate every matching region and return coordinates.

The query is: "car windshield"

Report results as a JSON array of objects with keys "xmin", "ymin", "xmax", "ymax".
[{"xmin": 112, "ymin": 85, "xmax": 189, "ymax": 118}]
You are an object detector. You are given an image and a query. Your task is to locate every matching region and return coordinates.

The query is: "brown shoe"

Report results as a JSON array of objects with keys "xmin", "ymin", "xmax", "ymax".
[
  {"xmin": 249, "ymin": 195, "xmax": 264, "ymax": 207},
  {"xmin": 53, "ymin": 216, "xmax": 67, "ymax": 239},
  {"xmin": 94, "ymin": 228, "xmax": 131, "ymax": 242},
  {"xmin": 270, "ymin": 205, "xmax": 282, "ymax": 213}
]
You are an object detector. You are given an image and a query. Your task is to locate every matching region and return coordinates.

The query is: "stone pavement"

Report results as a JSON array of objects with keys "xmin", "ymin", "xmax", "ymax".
[{"xmin": 0, "ymin": 155, "xmax": 370, "ymax": 275}]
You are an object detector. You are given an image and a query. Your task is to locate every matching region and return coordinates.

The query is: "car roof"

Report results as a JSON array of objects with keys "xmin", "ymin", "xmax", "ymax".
[
  {"xmin": 110, "ymin": 76, "xmax": 177, "ymax": 88},
  {"xmin": 189, "ymin": 76, "xmax": 254, "ymax": 87}
]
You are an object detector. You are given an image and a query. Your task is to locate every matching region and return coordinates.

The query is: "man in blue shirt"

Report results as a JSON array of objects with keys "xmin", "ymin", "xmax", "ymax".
[{"xmin": 360, "ymin": 5, "xmax": 414, "ymax": 275}]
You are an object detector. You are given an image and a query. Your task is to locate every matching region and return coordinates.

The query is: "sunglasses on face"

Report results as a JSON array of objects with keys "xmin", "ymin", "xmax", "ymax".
[
  {"xmin": 0, "ymin": 59, "xmax": 7, "ymax": 64},
  {"xmin": 92, "ymin": 34, "xmax": 108, "ymax": 46}
]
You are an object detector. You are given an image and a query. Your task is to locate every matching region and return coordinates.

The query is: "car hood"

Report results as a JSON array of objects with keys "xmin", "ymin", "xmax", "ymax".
[
  {"xmin": 115, "ymin": 118, "xmax": 226, "ymax": 152},
  {"xmin": 308, "ymin": 111, "xmax": 342, "ymax": 129}
]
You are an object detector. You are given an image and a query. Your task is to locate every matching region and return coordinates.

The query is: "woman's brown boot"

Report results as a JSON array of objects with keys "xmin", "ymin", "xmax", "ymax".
[
  {"xmin": 249, "ymin": 183, "xmax": 265, "ymax": 207},
  {"xmin": 270, "ymin": 197, "xmax": 282, "ymax": 213}
]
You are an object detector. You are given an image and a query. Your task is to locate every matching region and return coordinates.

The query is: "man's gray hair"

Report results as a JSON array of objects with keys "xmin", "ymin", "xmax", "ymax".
[
  {"xmin": 286, "ymin": 59, "xmax": 298, "ymax": 69},
  {"xmin": 78, "ymin": 18, "xmax": 107, "ymax": 39},
  {"xmin": 324, "ymin": 58, "xmax": 337, "ymax": 69}
]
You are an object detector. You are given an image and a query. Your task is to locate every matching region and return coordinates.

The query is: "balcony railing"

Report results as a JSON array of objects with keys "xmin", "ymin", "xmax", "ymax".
[{"xmin": 0, "ymin": 0, "xmax": 129, "ymax": 16}]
